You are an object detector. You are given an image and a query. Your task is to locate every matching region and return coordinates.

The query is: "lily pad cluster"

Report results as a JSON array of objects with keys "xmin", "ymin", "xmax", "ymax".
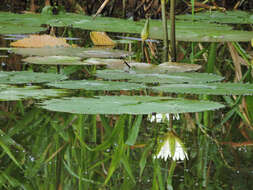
[
  {"xmin": 0, "ymin": 71, "xmax": 67, "ymax": 101},
  {"xmin": 0, "ymin": 71, "xmax": 67, "ymax": 84},
  {"xmin": 0, "ymin": 84, "xmax": 66, "ymax": 101},
  {"xmin": 1, "ymin": 11, "xmax": 253, "ymax": 42}
]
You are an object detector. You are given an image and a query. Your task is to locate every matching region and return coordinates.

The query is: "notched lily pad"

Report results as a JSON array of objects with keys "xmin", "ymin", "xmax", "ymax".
[
  {"xmin": 0, "ymin": 71, "xmax": 67, "ymax": 84},
  {"xmin": 39, "ymin": 96, "xmax": 225, "ymax": 114},
  {"xmin": 0, "ymin": 84, "xmax": 66, "ymax": 101},
  {"xmin": 151, "ymin": 83, "xmax": 253, "ymax": 96},
  {"xmin": 47, "ymin": 80, "xmax": 146, "ymax": 91},
  {"xmin": 95, "ymin": 70, "xmax": 224, "ymax": 84}
]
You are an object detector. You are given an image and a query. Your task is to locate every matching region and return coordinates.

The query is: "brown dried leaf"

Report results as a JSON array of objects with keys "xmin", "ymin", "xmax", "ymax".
[
  {"xmin": 10, "ymin": 35, "xmax": 70, "ymax": 48},
  {"xmin": 90, "ymin": 31, "xmax": 116, "ymax": 46}
]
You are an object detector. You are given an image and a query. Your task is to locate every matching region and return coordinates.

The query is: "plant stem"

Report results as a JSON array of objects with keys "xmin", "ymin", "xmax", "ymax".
[
  {"xmin": 161, "ymin": 0, "xmax": 168, "ymax": 62},
  {"xmin": 170, "ymin": 0, "xmax": 176, "ymax": 62},
  {"xmin": 167, "ymin": 160, "xmax": 176, "ymax": 190}
]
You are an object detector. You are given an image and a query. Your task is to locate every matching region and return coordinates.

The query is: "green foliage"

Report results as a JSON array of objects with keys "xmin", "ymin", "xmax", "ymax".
[{"xmin": 41, "ymin": 6, "xmax": 53, "ymax": 15}]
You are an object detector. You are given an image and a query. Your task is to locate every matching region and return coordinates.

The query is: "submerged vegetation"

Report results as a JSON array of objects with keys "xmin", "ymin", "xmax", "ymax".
[{"xmin": 0, "ymin": 0, "xmax": 253, "ymax": 189}]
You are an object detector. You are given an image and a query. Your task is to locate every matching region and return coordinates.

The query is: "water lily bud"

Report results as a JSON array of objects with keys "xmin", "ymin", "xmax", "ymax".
[
  {"xmin": 155, "ymin": 131, "xmax": 188, "ymax": 161},
  {"xmin": 141, "ymin": 18, "xmax": 150, "ymax": 42}
]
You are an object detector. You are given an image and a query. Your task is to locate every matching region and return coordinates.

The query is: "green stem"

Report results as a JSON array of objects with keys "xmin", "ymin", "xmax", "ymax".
[
  {"xmin": 170, "ymin": 0, "xmax": 176, "ymax": 62},
  {"xmin": 207, "ymin": 42, "xmax": 217, "ymax": 73},
  {"xmin": 161, "ymin": 0, "xmax": 168, "ymax": 62},
  {"xmin": 167, "ymin": 160, "xmax": 176, "ymax": 190}
]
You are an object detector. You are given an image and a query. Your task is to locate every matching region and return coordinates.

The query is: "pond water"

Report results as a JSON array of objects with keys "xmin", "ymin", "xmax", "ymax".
[{"xmin": 0, "ymin": 12, "xmax": 253, "ymax": 190}]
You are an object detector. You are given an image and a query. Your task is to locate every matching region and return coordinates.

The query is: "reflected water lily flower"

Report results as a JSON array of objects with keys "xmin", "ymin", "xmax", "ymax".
[
  {"xmin": 148, "ymin": 113, "xmax": 180, "ymax": 123},
  {"xmin": 155, "ymin": 131, "xmax": 188, "ymax": 161}
]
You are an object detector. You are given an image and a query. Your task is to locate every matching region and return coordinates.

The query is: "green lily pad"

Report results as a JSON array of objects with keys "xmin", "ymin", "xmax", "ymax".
[
  {"xmin": 177, "ymin": 11, "xmax": 253, "ymax": 24},
  {"xmin": 151, "ymin": 83, "xmax": 253, "ymax": 96},
  {"xmin": 95, "ymin": 70, "xmax": 224, "ymax": 84},
  {"xmin": 12, "ymin": 47, "xmax": 132, "ymax": 58},
  {"xmin": 0, "ymin": 24, "xmax": 46, "ymax": 34},
  {"xmin": 47, "ymin": 80, "xmax": 146, "ymax": 91},
  {"xmin": 0, "ymin": 71, "xmax": 67, "ymax": 84},
  {"xmin": 39, "ymin": 96, "xmax": 225, "ymax": 115},
  {"xmin": 0, "ymin": 84, "xmax": 66, "ymax": 101},
  {"xmin": 0, "ymin": 12, "xmax": 48, "ymax": 34},
  {"xmin": 22, "ymin": 56, "xmax": 83, "ymax": 65}
]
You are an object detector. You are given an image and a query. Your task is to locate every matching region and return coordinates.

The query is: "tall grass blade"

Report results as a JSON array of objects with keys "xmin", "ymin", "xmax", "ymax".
[{"xmin": 126, "ymin": 115, "xmax": 143, "ymax": 145}]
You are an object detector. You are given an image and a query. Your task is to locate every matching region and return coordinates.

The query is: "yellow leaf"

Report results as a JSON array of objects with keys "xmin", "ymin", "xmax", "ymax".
[
  {"xmin": 10, "ymin": 35, "xmax": 70, "ymax": 48},
  {"xmin": 90, "ymin": 31, "xmax": 116, "ymax": 46}
]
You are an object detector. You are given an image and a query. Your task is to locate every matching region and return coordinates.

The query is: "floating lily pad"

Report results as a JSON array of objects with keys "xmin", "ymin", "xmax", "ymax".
[
  {"xmin": 0, "ymin": 84, "xmax": 66, "ymax": 101},
  {"xmin": 177, "ymin": 11, "xmax": 253, "ymax": 24},
  {"xmin": 0, "ymin": 71, "xmax": 67, "ymax": 84},
  {"xmin": 0, "ymin": 12, "xmax": 48, "ymax": 34},
  {"xmin": 0, "ymin": 24, "xmax": 46, "ymax": 34},
  {"xmin": 39, "ymin": 96, "xmax": 225, "ymax": 115},
  {"xmin": 12, "ymin": 47, "xmax": 132, "ymax": 58},
  {"xmin": 95, "ymin": 70, "xmax": 224, "ymax": 84},
  {"xmin": 82, "ymin": 58, "xmax": 122, "ymax": 66},
  {"xmin": 47, "ymin": 80, "xmax": 146, "ymax": 91},
  {"xmin": 151, "ymin": 83, "xmax": 253, "ymax": 96},
  {"xmin": 23, "ymin": 56, "xmax": 83, "ymax": 65},
  {"xmin": 157, "ymin": 62, "xmax": 201, "ymax": 73}
]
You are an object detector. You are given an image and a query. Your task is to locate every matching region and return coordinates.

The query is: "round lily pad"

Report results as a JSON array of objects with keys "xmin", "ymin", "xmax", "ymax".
[
  {"xmin": 0, "ymin": 84, "xmax": 66, "ymax": 101},
  {"xmin": 95, "ymin": 70, "xmax": 224, "ymax": 84},
  {"xmin": 0, "ymin": 71, "xmax": 67, "ymax": 84},
  {"xmin": 47, "ymin": 80, "xmax": 146, "ymax": 91},
  {"xmin": 39, "ymin": 96, "xmax": 225, "ymax": 115},
  {"xmin": 151, "ymin": 83, "xmax": 253, "ymax": 96}
]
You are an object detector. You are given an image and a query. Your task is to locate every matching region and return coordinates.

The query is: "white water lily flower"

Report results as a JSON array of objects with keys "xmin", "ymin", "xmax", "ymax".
[
  {"xmin": 148, "ymin": 113, "xmax": 180, "ymax": 123},
  {"xmin": 155, "ymin": 131, "xmax": 188, "ymax": 161}
]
